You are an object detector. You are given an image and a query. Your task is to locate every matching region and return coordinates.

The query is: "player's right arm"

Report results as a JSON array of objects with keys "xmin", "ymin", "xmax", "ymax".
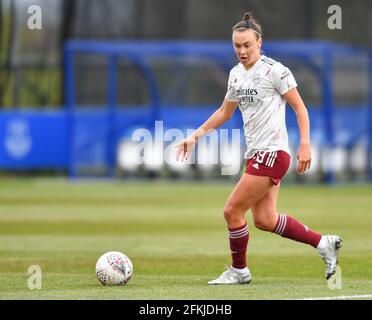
[{"xmin": 175, "ymin": 99, "xmax": 238, "ymax": 161}]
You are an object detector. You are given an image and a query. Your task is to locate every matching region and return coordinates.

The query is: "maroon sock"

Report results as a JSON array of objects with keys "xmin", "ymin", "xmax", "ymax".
[
  {"xmin": 228, "ymin": 223, "xmax": 249, "ymax": 269},
  {"xmin": 273, "ymin": 213, "xmax": 322, "ymax": 248}
]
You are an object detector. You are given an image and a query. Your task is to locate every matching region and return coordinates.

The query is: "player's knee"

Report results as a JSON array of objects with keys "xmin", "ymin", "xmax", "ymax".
[
  {"xmin": 223, "ymin": 205, "xmax": 239, "ymax": 223},
  {"xmin": 254, "ymin": 219, "xmax": 269, "ymax": 231},
  {"xmin": 254, "ymin": 218, "xmax": 276, "ymax": 232}
]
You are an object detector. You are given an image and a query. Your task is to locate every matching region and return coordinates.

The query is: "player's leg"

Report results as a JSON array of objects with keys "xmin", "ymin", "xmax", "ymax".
[
  {"xmin": 208, "ymin": 173, "xmax": 274, "ymax": 285},
  {"xmin": 224, "ymin": 173, "xmax": 274, "ymax": 269},
  {"xmin": 250, "ymin": 181, "xmax": 281, "ymax": 232},
  {"xmin": 251, "ymin": 183, "xmax": 342, "ymax": 279},
  {"xmin": 252, "ymin": 182, "xmax": 322, "ymax": 245},
  {"xmin": 224, "ymin": 173, "xmax": 274, "ymax": 228}
]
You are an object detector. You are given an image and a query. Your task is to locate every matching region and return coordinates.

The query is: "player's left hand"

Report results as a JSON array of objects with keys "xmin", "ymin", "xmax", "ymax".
[
  {"xmin": 297, "ymin": 143, "xmax": 311, "ymax": 174},
  {"xmin": 174, "ymin": 136, "xmax": 198, "ymax": 162}
]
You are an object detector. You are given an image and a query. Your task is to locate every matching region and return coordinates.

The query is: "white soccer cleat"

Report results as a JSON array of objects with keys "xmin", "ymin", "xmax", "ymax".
[
  {"xmin": 208, "ymin": 266, "xmax": 252, "ymax": 285},
  {"xmin": 317, "ymin": 235, "xmax": 342, "ymax": 280}
]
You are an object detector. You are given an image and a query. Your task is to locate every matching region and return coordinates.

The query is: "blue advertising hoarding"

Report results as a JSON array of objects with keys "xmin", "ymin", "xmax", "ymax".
[{"xmin": 0, "ymin": 111, "xmax": 68, "ymax": 169}]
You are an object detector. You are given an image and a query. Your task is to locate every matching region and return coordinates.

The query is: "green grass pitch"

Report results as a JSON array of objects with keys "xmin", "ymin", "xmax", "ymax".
[{"xmin": 0, "ymin": 178, "xmax": 372, "ymax": 300}]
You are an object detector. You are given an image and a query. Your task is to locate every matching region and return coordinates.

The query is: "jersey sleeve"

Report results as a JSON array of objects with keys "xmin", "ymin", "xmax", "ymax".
[
  {"xmin": 271, "ymin": 62, "xmax": 297, "ymax": 95},
  {"xmin": 224, "ymin": 69, "xmax": 238, "ymax": 102}
]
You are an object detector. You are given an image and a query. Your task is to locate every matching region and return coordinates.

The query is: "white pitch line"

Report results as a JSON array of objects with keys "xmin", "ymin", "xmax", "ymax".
[{"xmin": 299, "ymin": 294, "xmax": 372, "ymax": 300}]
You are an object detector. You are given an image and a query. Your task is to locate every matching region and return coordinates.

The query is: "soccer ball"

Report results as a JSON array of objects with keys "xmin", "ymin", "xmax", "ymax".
[{"xmin": 95, "ymin": 251, "xmax": 133, "ymax": 286}]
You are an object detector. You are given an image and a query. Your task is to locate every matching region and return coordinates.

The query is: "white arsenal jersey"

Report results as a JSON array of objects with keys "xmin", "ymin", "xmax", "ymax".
[{"xmin": 225, "ymin": 55, "xmax": 297, "ymax": 159}]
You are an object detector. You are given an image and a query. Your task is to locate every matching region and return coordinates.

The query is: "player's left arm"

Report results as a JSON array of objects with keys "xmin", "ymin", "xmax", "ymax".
[{"xmin": 283, "ymin": 88, "xmax": 311, "ymax": 174}]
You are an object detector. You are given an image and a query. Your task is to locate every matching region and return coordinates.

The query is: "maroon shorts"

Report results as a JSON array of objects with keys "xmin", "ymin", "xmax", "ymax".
[{"xmin": 245, "ymin": 150, "xmax": 291, "ymax": 185}]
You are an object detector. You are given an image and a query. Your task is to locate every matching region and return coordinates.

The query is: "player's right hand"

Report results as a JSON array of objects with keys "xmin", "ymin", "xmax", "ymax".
[
  {"xmin": 174, "ymin": 136, "xmax": 198, "ymax": 162},
  {"xmin": 297, "ymin": 143, "xmax": 312, "ymax": 174}
]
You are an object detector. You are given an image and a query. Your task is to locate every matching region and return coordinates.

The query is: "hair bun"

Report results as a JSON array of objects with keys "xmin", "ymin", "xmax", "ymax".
[
  {"xmin": 242, "ymin": 12, "xmax": 251, "ymax": 21},
  {"xmin": 232, "ymin": 11, "xmax": 262, "ymax": 37}
]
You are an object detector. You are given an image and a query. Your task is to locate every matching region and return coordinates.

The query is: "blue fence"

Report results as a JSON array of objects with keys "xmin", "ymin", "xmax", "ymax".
[{"xmin": 0, "ymin": 40, "xmax": 371, "ymax": 182}]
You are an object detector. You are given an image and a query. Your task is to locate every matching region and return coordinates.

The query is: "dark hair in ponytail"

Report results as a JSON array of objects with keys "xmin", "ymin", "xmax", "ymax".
[{"xmin": 232, "ymin": 12, "xmax": 262, "ymax": 39}]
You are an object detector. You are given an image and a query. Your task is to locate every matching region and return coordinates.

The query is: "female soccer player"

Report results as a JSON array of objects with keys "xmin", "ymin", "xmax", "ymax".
[{"xmin": 175, "ymin": 12, "xmax": 342, "ymax": 284}]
